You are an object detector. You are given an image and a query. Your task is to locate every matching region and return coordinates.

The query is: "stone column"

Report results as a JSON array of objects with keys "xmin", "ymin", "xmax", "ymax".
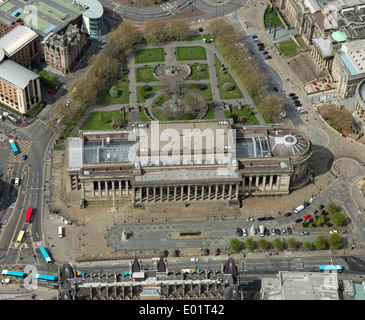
[
  {"xmin": 235, "ymin": 184, "xmax": 239, "ymax": 199},
  {"xmin": 201, "ymin": 186, "xmax": 205, "ymax": 201},
  {"xmin": 187, "ymin": 186, "xmax": 191, "ymax": 201},
  {"xmin": 262, "ymin": 176, "xmax": 267, "ymax": 192},
  {"xmin": 153, "ymin": 187, "xmax": 156, "ymax": 202},
  {"xmin": 208, "ymin": 185, "xmax": 212, "ymax": 200},
  {"xmin": 222, "ymin": 185, "xmax": 226, "ymax": 200},
  {"xmin": 125, "ymin": 180, "xmax": 129, "ymax": 196},
  {"xmin": 132, "ymin": 187, "xmax": 136, "ymax": 203},
  {"xmin": 215, "ymin": 185, "xmax": 219, "ymax": 200},
  {"xmin": 146, "ymin": 187, "xmax": 149, "ymax": 203},
  {"xmin": 160, "ymin": 187, "xmax": 163, "ymax": 202},
  {"xmin": 248, "ymin": 176, "xmax": 252, "ymax": 191},
  {"xmin": 181, "ymin": 186, "xmax": 184, "ymax": 201},
  {"xmin": 269, "ymin": 175, "xmax": 273, "ymax": 191},
  {"xmin": 98, "ymin": 181, "xmax": 101, "ymax": 197},
  {"xmin": 229, "ymin": 184, "xmax": 232, "ymax": 199},
  {"xmin": 167, "ymin": 186, "xmax": 170, "ymax": 202},
  {"xmin": 195, "ymin": 186, "xmax": 198, "ymax": 201},
  {"xmin": 174, "ymin": 187, "xmax": 177, "ymax": 202}
]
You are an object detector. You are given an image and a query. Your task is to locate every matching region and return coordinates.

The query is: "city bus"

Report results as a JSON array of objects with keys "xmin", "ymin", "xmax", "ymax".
[
  {"xmin": 318, "ymin": 265, "xmax": 343, "ymax": 273},
  {"xmin": 2, "ymin": 269, "xmax": 25, "ymax": 279},
  {"xmin": 39, "ymin": 246, "xmax": 53, "ymax": 265},
  {"xmin": 24, "ymin": 206, "xmax": 33, "ymax": 223},
  {"xmin": 9, "ymin": 139, "xmax": 19, "ymax": 155},
  {"xmin": 33, "ymin": 273, "xmax": 56, "ymax": 283},
  {"xmin": 16, "ymin": 230, "xmax": 26, "ymax": 244}
]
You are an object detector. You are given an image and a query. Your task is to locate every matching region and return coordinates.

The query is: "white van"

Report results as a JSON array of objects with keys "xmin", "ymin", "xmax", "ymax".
[
  {"xmin": 58, "ymin": 226, "xmax": 63, "ymax": 238},
  {"xmin": 294, "ymin": 205, "xmax": 305, "ymax": 214},
  {"xmin": 14, "ymin": 177, "xmax": 20, "ymax": 186}
]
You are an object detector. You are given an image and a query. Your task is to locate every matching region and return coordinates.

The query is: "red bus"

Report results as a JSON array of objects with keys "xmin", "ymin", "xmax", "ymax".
[{"xmin": 25, "ymin": 206, "xmax": 33, "ymax": 223}]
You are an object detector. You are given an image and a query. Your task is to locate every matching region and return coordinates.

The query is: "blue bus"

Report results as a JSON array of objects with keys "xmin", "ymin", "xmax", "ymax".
[
  {"xmin": 33, "ymin": 273, "xmax": 56, "ymax": 283},
  {"xmin": 319, "ymin": 265, "xmax": 343, "ymax": 273},
  {"xmin": 39, "ymin": 246, "xmax": 53, "ymax": 265},
  {"xmin": 2, "ymin": 269, "xmax": 25, "ymax": 278},
  {"xmin": 9, "ymin": 139, "xmax": 19, "ymax": 155}
]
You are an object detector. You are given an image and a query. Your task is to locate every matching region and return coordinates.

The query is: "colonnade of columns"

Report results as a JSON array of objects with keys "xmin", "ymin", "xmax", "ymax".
[
  {"xmin": 84, "ymin": 180, "xmax": 131, "ymax": 198},
  {"xmin": 132, "ymin": 184, "xmax": 240, "ymax": 204},
  {"xmin": 311, "ymin": 46, "xmax": 333, "ymax": 72}
]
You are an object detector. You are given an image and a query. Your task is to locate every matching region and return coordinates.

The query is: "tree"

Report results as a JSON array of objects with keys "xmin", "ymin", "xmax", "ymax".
[
  {"xmin": 144, "ymin": 19, "xmax": 168, "ymax": 43},
  {"xmin": 287, "ymin": 238, "xmax": 297, "ymax": 250},
  {"xmin": 230, "ymin": 238, "xmax": 242, "ymax": 252},
  {"xmin": 110, "ymin": 118, "xmax": 122, "ymax": 129},
  {"xmin": 272, "ymin": 238, "xmax": 283, "ymax": 250},
  {"xmin": 169, "ymin": 18, "xmax": 190, "ymax": 41},
  {"xmin": 257, "ymin": 239, "xmax": 268, "ymax": 251},
  {"xmin": 332, "ymin": 212, "xmax": 345, "ymax": 226},
  {"xmin": 326, "ymin": 202, "xmax": 337, "ymax": 215},
  {"xmin": 314, "ymin": 235, "xmax": 327, "ymax": 250},
  {"xmin": 258, "ymin": 95, "xmax": 285, "ymax": 123},
  {"xmin": 303, "ymin": 241, "xmax": 313, "ymax": 250},
  {"xmin": 328, "ymin": 234, "xmax": 343, "ymax": 249},
  {"xmin": 244, "ymin": 237, "xmax": 255, "ymax": 251}
]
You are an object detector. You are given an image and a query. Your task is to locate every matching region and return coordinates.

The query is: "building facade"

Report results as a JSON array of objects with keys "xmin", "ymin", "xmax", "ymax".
[
  {"xmin": 355, "ymin": 78, "xmax": 365, "ymax": 123},
  {"xmin": 42, "ymin": 24, "xmax": 87, "ymax": 74},
  {"xmin": 66, "ymin": 121, "xmax": 313, "ymax": 205},
  {"xmin": 0, "ymin": 60, "xmax": 41, "ymax": 114}
]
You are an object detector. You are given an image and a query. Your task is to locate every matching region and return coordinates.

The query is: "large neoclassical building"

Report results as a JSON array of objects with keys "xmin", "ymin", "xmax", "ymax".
[{"xmin": 66, "ymin": 120, "xmax": 312, "ymax": 204}]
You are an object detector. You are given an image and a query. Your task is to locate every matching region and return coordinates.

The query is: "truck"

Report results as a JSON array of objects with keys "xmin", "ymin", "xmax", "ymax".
[
  {"xmin": 294, "ymin": 204, "xmax": 305, "ymax": 214},
  {"xmin": 259, "ymin": 225, "xmax": 265, "ymax": 237}
]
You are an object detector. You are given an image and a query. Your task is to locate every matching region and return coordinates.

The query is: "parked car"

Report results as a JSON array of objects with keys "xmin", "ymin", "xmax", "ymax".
[
  {"xmin": 318, "ymin": 204, "xmax": 325, "ymax": 210},
  {"xmin": 294, "ymin": 102, "xmax": 302, "ymax": 107},
  {"xmin": 330, "ymin": 230, "xmax": 338, "ymax": 234},
  {"xmin": 190, "ymin": 258, "xmax": 199, "ymax": 262},
  {"xmin": 279, "ymin": 112, "xmax": 287, "ymax": 118},
  {"xmin": 284, "ymin": 212, "xmax": 292, "ymax": 217},
  {"xmin": 250, "ymin": 49, "xmax": 255, "ymax": 54},
  {"xmin": 300, "ymin": 109, "xmax": 308, "ymax": 114},
  {"xmin": 282, "ymin": 228, "xmax": 286, "ymax": 234},
  {"xmin": 237, "ymin": 227, "xmax": 243, "ymax": 236},
  {"xmin": 276, "ymin": 229, "xmax": 281, "ymax": 235},
  {"xmin": 258, "ymin": 47, "xmax": 265, "ymax": 51},
  {"xmin": 287, "ymin": 227, "xmax": 292, "ymax": 234},
  {"xmin": 288, "ymin": 93, "xmax": 296, "ymax": 96},
  {"xmin": 309, "ymin": 197, "xmax": 316, "ymax": 203},
  {"xmin": 273, "ymin": 87, "xmax": 279, "ymax": 92},
  {"xmin": 243, "ymin": 228, "xmax": 248, "ymax": 237},
  {"xmin": 262, "ymin": 51, "xmax": 268, "ymax": 55},
  {"xmin": 22, "ymin": 155, "xmax": 27, "ymax": 160},
  {"xmin": 312, "ymin": 209, "xmax": 318, "ymax": 214},
  {"xmin": 256, "ymin": 43, "xmax": 264, "ymax": 47},
  {"xmin": 295, "ymin": 218, "xmax": 303, "ymax": 223},
  {"xmin": 341, "ymin": 230, "xmax": 349, "ymax": 234},
  {"xmin": 258, "ymin": 217, "xmax": 266, "ymax": 221},
  {"xmin": 303, "ymin": 214, "xmax": 312, "ymax": 220},
  {"xmin": 266, "ymin": 216, "xmax": 274, "ymax": 220},
  {"xmin": 301, "ymin": 231, "xmax": 309, "ymax": 235},
  {"xmin": 246, "ymin": 218, "xmax": 254, "ymax": 222},
  {"xmin": 281, "ymin": 89, "xmax": 285, "ymax": 95},
  {"xmin": 265, "ymin": 229, "xmax": 270, "ymax": 236},
  {"xmin": 251, "ymin": 35, "xmax": 258, "ymax": 38},
  {"xmin": 291, "ymin": 95, "xmax": 298, "ymax": 100},
  {"xmin": 303, "ymin": 202, "xmax": 310, "ymax": 208},
  {"xmin": 297, "ymin": 106, "xmax": 304, "ymax": 111},
  {"xmin": 265, "ymin": 55, "xmax": 272, "ymax": 59},
  {"xmin": 271, "ymin": 228, "xmax": 276, "ymax": 236}
]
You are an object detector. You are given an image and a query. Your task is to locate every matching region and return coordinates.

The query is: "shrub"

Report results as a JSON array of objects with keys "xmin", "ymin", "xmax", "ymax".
[
  {"xmin": 223, "ymin": 82, "xmax": 235, "ymax": 91},
  {"xmin": 303, "ymin": 241, "xmax": 313, "ymax": 250},
  {"xmin": 143, "ymin": 85, "xmax": 152, "ymax": 91},
  {"xmin": 109, "ymin": 86, "xmax": 119, "ymax": 98},
  {"xmin": 287, "ymin": 238, "xmax": 297, "ymax": 250},
  {"xmin": 326, "ymin": 202, "xmax": 337, "ymax": 215},
  {"xmin": 332, "ymin": 212, "xmax": 345, "ymax": 226},
  {"xmin": 197, "ymin": 83, "xmax": 207, "ymax": 90}
]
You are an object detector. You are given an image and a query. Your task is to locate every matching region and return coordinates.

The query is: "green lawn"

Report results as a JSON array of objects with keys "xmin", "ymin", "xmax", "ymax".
[
  {"xmin": 188, "ymin": 63, "xmax": 210, "ymax": 80},
  {"xmin": 139, "ymin": 108, "xmax": 151, "ymax": 122},
  {"xmin": 279, "ymin": 40, "xmax": 299, "ymax": 57},
  {"xmin": 264, "ymin": 6, "xmax": 283, "ymax": 28},
  {"xmin": 134, "ymin": 48, "xmax": 165, "ymax": 64},
  {"xmin": 230, "ymin": 104, "xmax": 259, "ymax": 124},
  {"xmin": 176, "ymin": 46, "xmax": 207, "ymax": 61},
  {"xmin": 203, "ymin": 104, "xmax": 215, "ymax": 120},
  {"xmin": 136, "ymin": 85, "xmax": 165, "ymax": 103},
  {"xmin": 98, "ymin": 82, "xmax": 129, "ymax": 105},
  {"xmin": 183, "ymin": 83, "xmax": 213, "ymax": 100},
  {"xmin": 136, "ymin": 66, "xmax": 158, "ymax": 82},
  {"xmin": 81, "ymin": 111, "xmax": 129, "ymax": 130},
  {"xmin": 214, "ymin": 55, "xmax": 244, "ymax": 100}
]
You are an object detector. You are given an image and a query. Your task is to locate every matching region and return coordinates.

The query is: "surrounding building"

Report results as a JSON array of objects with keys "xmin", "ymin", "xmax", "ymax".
[
  {"xmin": 260, "ymin": 271, "xmax": 340, "ymax": 300},
  {"xmin": 0, "ymin": 0, "xmax": 103, "ymax": 38},
  {"xmin": 0, "ymin": 59, "xmax": 41, "ymax": 114},
  {"xmin": 42, "ymin": 24, "xmax": 87, "ymax": 74},
  {"xmin": 355, "ymin": 78, "xmax": 365, "ymax": 123},
  {"xmin": 0, "ymin": 25, "xmax": 40, "ymax": 68},
  {"xmin": 331, "ymin": 40, "xmax": 365, "ymax": 98},
  {"xmin": 66, "ymin": 120, "xmax": 312, "ymax": 205}
]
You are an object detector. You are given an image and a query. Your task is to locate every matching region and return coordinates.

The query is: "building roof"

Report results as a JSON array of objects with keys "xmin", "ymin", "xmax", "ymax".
[
  {"xmin": 337, "ymin": 40, "xmax": 365, "ymax": 76},
  {"xmin": 77, "ymin": 0, "xmax": 103, "ymax": 19},
  {"xmin": 331, "ymin": 31, "xmax": 347, "ymax": 42},
  {"xmin": 0, "ymin": 60, "xmax": 39, "ymax": 89},
  {"xmin": 312, "ymin": 38, "xmax": 333, "ymax": 58},
  {"xmin": 0, "ymin": 25, "xmax": 38, "ymax": 58}
]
